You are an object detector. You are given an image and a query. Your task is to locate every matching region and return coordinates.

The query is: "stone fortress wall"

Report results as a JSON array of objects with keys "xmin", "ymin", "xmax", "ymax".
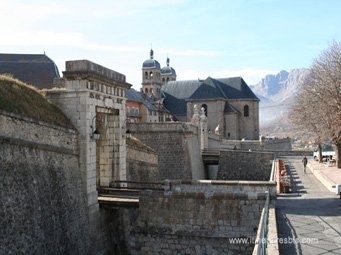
[
  {"xmin": 0, "ymin": 111, "xmax": 91, "ymax": 254},
  {"xmin": 128, "ymin": 180, "xmax": 274, "ymax": 255},
  {"xmin": 0, "ymin": 110, "xmax": 129, "ymax": 253},
  {"xmin": 217, "ymin": 150, "xmax": 275, "ymax": 181},
  {"xmin": 126, "ymin": 136, "xmax": 159, "ymax": 182},
  {"xmin": 128, "ymin": 122, "xmax": 205, "ymax": 180}
]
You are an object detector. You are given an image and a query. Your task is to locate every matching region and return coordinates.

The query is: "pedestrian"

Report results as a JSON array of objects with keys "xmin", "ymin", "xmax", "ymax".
[{"xmin": 302, "ymin": 156, "xmax": 308, "ymax": 173}]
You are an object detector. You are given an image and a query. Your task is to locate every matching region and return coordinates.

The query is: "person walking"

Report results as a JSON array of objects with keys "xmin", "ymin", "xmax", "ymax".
[{"xmin": 302, "ymin": 156, "xmax": 308, "ymax": 173}]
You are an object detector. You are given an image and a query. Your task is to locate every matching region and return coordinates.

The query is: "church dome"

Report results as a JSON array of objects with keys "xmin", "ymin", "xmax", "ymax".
[
  {"xmin": 142, "ymin": 49, "xmax": 161, "ymax": 69},
  {"xmin": 161, "ymin": 66, "xmax": 176, "ymax": 75},
  {"xmin": 161, "ymin": 57, "xmax": 176, "ymax": 75}
]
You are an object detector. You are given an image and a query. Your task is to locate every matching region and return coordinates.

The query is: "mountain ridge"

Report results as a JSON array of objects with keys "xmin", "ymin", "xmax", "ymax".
[{"xmin": 250, "ymin": 68, "xmax": 309, "ymax": 136}]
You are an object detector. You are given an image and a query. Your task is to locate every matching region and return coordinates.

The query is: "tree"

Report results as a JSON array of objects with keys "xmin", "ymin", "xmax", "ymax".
[{"xmin": 290, "ymin": 41, "xmax": 341, "ymax": 168}]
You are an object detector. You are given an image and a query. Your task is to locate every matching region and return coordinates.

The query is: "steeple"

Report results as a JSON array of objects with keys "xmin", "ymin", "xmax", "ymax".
[
  {"xmin": 150, "ymin": 48, "xmax": 154, "ymax": 59},
  {"xmin": 161, "ymin": 56, "xmax": 177, "ymax": 85}
]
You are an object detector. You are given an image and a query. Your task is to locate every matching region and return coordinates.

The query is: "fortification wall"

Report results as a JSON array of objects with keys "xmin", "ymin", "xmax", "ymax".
[
  {"xmin": 128, "ymin": 123, "xmax": 205, "ymax": 180},
  {"xmin": 126, "ymin": 137, "xmax": 159, "ymax": 182},
  {"xmin": 217, "ymin": 150, "xmax": 275, "ymax": 181},
  {"xmin": 129, "ymin": 181, "xmax": 270, "ymax": 254},
  {"xmin": 218, "ymin": 137, "xmax": 292, "ymax": 151},
  {"xmin": 0, "ymin": 111, "xmax": 90, "ymax": 254},
  {"xmin": 0, "ymin": 111, "xmax": 127, "ymax": 254}
]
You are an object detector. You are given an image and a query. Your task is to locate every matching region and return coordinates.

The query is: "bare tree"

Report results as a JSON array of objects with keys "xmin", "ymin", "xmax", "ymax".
[{"xmin": 290, "ymin": 42, "xmax": 341, "ymax": 167}]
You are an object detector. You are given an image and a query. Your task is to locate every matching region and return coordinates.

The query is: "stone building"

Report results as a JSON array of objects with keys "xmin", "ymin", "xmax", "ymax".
[
  {"xmin": 0, "ymin": 53, "xmax": 60, "ymax": 89},
  {"xmin": 163, "ymin": 77, "xmax": 260, "ymax": 140}
]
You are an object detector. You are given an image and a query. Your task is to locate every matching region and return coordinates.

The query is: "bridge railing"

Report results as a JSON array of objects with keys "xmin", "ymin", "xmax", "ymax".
[{"xmin": 252, "ymin": 158, "xmax": 279, "ymax": 255}]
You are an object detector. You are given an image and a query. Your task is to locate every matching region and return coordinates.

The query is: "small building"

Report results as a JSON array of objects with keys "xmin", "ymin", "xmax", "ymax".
[{"xmin": 0, "ymin": 53, "xmax": 60, "ymax": 89}]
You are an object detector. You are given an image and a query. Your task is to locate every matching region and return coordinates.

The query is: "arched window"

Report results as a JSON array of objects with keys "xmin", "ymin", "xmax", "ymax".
[
  {"xmin": 244, "ymin": 105, "xmax": 249, "ymax": 117},
  {"xmin": 150, "ymin": 71, "xmax": 153, "ymax": 78},
  {"xmin": 145, "ymin": 88, "xmax": 149, "ymax": 93},
  {"xmin": 144, "ymin": 71, "xmax": 148, "ymax": 78},
  {"xmin": 167, "ymin": 77, "xmax": 169, "ymax": 82},
  {"xmin": 201, "ymin": 104, "xmax": 208, "ymax": 116},
  {"xmin": 162, "ymin": 78, "xmax": 165, "ymax": 82}
]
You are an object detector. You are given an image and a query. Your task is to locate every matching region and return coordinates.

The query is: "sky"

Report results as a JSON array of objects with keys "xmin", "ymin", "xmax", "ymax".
[{"xmin": 1, "ymin": 0, "xmax": 341, "ymax": 90}]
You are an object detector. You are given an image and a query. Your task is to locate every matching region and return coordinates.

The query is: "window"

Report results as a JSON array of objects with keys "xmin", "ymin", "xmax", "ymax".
[
  {"xmin": 201, "ymin": 104, "xmax": 208, "ymax": 116},
  {"xmin": 145, "ymin": 88, "xmax": 149, "ymax": 93},
  {"xmin": 150, "ymin": 72, "xmax": 153, "ymax": 78},
  {"xmin": 244, "ymin": 105, "xmax": 249, "ymax": 117},
  {"xmin": 145, "ymin": 71, "xmax": 148, "ymax": 78}
]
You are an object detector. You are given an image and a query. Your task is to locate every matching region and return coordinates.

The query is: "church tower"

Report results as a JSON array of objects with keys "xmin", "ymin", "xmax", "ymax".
[
  {"xmin": 161, "ymin": 57, "xmax": 177, "ymax": 85},
  {"xmin": 142, "ymin": 49, "xmax": 162, "ymax": 100}
]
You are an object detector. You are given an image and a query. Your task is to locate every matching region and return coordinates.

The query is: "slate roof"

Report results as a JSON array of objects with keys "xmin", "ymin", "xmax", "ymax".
[
  {"xmin": 125, "ymin": 88, "xmax": 169, "ymax": 113},
  {"xmin": 0, "ymin": 53, "xmax": 60, "ymax": 89},
  {"xmin": 162, "ymin": 76, "xmax": 259, "ymax": 117},
  {"xmin": 142, "ymin": 59, "xmax": 161, "ymax": 70},
  {"xmin": 161, "ymin": 66, "xmax": 176, "ymax": 75}
]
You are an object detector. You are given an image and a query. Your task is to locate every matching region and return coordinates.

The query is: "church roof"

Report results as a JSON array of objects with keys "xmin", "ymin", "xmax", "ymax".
[
  {"xmin": 162, "ymin": 76, "xmax": 259, "ymax": 117},
  {"xmin": 0, "ymin": 53, "xmax": 60, "ymax": 89},
  {"xmin": 142, "ymin": 59, "xmax": 161, "ymax": 69},
  {"xmin": 161, "ymin": 66, "xmax": 176, "ymax": 75},
  {"xmin": 142, "ymin": 49, "xmax": 161, "ymax": 70},
  {"xmin": 161, "ymin": 57, "xmax": 176, "ymax": 76}
]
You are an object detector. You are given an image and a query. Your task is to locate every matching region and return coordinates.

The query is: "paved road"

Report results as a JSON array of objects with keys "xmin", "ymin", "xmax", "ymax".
[{"xmin": 276, "ymin": 156, "xmax": 341, "ymax": 255}]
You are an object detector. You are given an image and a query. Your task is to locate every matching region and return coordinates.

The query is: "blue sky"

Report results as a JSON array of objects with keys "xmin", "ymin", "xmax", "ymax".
[{"xmin": 1, "ymin": 0, "xmax": 341, "ymax": 89}]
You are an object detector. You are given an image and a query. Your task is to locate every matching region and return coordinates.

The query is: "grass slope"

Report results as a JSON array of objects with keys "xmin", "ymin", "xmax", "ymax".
[{"xmin": 0, "ymin": 75, "xmax": 73, "ymax": 129}]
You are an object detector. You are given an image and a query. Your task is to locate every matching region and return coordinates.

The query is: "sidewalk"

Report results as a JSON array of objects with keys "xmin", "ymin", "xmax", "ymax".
[{"xmin": 307, "ymin": 159, "xmax": 341, "ymax": 194}]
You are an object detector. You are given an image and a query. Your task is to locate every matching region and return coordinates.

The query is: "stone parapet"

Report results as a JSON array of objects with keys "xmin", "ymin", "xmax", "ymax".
[
  {"xmin": 164, "ymin": 179, "xmax": 276, "ymax": 197},
  {"xmin": 0, "ymin": 110, "xmax": 77, "ymax": 154},
  {"xmin": 64, "ymin": 60, "xmax": 128, "ymax": 86}
]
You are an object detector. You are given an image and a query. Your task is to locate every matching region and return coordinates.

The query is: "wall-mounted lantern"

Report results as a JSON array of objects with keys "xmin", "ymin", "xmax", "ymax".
[
  {"xmin": 122, "ymin": 118, "xmax": 132, "ymax": 138},
  {"xmin": 90, "ymin": 116, "xmax": 101, "ymax": 141}
]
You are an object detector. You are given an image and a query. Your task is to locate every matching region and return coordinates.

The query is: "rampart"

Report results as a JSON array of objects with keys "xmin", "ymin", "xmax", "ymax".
[
  {"xmin": 0, "ymin": 111, "xmax": 90, "ymax": 254},
  {"xmin": 0, "ymin": 110, "xmax": 129, "ymax": 254},
  {"xmin": 128, "ymin": 123, "xmax": 205, "ymax": 180},
  {"xmin": 217, "ymin": 150, "xmax": 275, "ymax": 181},
  {"xmin": 128, "ymin": 180, "xmax": 274, "ymax": 254},
  {"xmin": 126, "ymin": 136, "xmax": 159, "ymax": 182}
]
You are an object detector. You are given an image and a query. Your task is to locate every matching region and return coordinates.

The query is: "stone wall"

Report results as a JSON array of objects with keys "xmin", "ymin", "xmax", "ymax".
[
  {"xmin": 128, "ymin": 123, "xmax": 205, "ymax": 180},
  {"xmin": 128, "ymin": 181, "xmax": 271, "ymax": 255},
  {"xmin": 217, "ymin": 150, "xmax": 274, "ymax": 181},
  {"xmin": 126, "ymin": 137, "xmax": 159, "ymax": 182},
  {"xmin": 0, "ymin": 111, "xmax": 90, "ymax": 254},
  {"xmin": 216, "ymin": 137, "xmax": 292, "ymax": 151},
  {"xmin": 0, "ymin": 111, "xmax": 128, "ymax": 254}
]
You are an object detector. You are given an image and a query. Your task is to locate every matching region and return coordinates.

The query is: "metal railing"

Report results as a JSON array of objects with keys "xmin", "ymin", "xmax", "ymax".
[{"xmin": 252, "ymin": 191, "xmax": 270, "ymax": 255}]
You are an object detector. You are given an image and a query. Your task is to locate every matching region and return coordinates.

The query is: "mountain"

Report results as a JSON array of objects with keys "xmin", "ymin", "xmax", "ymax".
[{"xmin": 250, "ymin": 68, "xmax": 309, "ymax": 137}]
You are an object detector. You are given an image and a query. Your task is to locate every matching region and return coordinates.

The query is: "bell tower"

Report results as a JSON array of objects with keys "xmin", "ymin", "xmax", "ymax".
[{"xmin": 142, "ymin": 49, "xmax": 162, "ymax": 100}]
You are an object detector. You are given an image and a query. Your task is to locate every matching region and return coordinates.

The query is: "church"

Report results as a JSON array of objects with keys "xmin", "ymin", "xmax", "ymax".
[{"xmin": 135, "ymin": 49, "xmax": 260, "ymax": 140}]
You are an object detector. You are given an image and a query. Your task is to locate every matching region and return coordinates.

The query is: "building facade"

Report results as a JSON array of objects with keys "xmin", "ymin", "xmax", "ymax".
[{"xmin": 163, "ymin": 77, "xmax": 260, "ymax": 140}]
